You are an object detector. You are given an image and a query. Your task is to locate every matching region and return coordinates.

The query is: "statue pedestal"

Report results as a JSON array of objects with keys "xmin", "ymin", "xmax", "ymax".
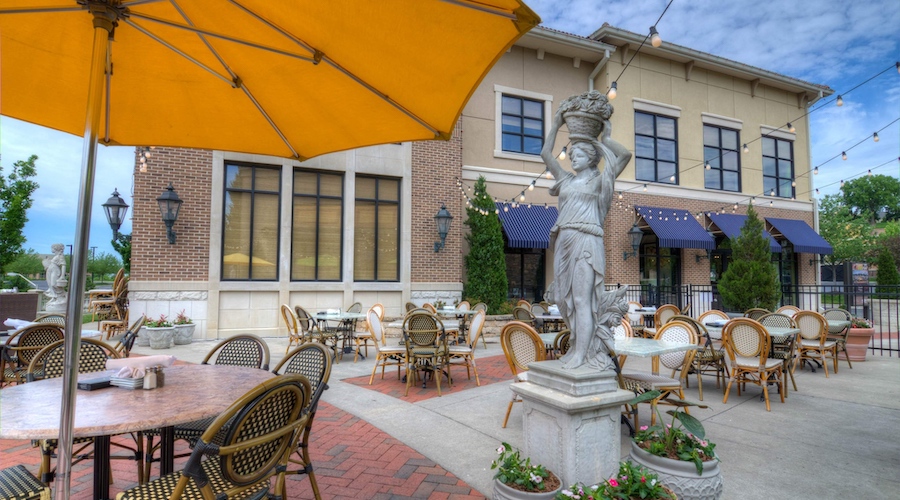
[{"xmin": 511, "ymin": 360, "xmax": 633, "ymax": 488}]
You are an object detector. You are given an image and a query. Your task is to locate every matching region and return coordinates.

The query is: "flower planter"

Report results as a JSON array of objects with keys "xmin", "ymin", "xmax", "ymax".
[
  {"xmin": 173, "ymin": 324, "xmax": 196, "ymax": 345},
  {"xmin": 136, "ymin": 326, "xmax": 150, "ymax": 347},
  {"xmin": 629, "ymin": 442, "xmax": 722, "ymax": 500},
  {"xmin": 492, "ymin": 477, "xmax": 561, "ymax": 500},
  {"xmin": 145, "ymin": 326, "xmax": 175, "ymax": 349},
  {"xmin": 844, "ymin": 327, "xmax": 875, "ymax": 362}
]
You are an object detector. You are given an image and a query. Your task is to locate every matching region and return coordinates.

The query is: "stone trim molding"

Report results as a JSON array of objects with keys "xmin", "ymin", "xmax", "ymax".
[
  {"xmin": 633, "ymin": 98, "xmax": 682, "ymax": 118},
  {"xmin": 701, "ymin": 112, "xmax": 743, "ymax": 130}
]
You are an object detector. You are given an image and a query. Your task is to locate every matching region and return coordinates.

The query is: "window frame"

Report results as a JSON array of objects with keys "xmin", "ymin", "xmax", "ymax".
[
  {"xmin": 702, "ymin": 124, "xmax": 742, "ymax": 193},
  {"xmin": 353, "ymin": 175, "xmax": 401, "ymax": 283},
  {"xmin": 220, "ymin": 161, "xmax": 281, "ymax": 282},
  {"xmin": 762, "ymin": 136, "xmax": 796, "ymax": 199},
  {"xmin": 493, "ymin": 85, "xmax": 552, "ymax": 163},
  {"xmin": 290, "ymin": 168, "xmax": 344, "ymax": 282},
  {"xmin": 634, "ymin": 110, "xmax": 679, "ymax": 185}
]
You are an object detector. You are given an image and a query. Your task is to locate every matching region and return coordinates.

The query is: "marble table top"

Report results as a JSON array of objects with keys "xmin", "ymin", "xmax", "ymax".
[
  {"xmin": 0, "ymin": 364, "xmax": 274, "ymax": 440},
  {"xmin": 613, "ymin": 337, "xmax": 700, "ymax": 357}
]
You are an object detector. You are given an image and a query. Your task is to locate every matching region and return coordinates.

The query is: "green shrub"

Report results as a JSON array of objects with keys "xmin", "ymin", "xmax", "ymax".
[
  {"xmin": 463, "ymin": 177, "xmax": 508, "ymax": 314},
  {"xmin": 716, "ymin": 205, "xmax": 780, "ymax": 311}
]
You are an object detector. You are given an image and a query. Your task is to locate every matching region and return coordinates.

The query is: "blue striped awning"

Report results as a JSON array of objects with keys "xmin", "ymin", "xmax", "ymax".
[
  {"xmin": 495, "ymin": 203, "xmax": 559, "ymax": 249},
  {"xmin": 635, "ymin": 206, "xmax": 715, "ymax": 250},
  {"xmin": 708, "ymin": 213, "xmax": 782, "ymax": 253},
  {"xmin": 765, "ymin": 217, "xmax": 833, "ymax": 255}
]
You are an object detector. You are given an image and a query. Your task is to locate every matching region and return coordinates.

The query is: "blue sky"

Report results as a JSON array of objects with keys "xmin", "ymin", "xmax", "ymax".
[{"xmin": 1, "ymin": 0, "xmax": 898, "ymax": 257}]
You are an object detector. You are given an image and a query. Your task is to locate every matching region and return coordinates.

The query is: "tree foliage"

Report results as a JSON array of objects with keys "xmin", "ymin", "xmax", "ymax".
[
  {"xmin": 88, "ymin": 251, "xmax": 123, "ymax": 282},
  {"xmin": 817, "ymin": 194, "xmax": 874, "ymax": 265},
  {"xmin": 0, "ymin": 155, "xmax": 40, "ymax": 270},
  {"xmin": 111, "ymin": 233, "xmax": 132, "ymax": 274},
  {"xmin": 6, "ymin": 248, "xmax": 44, "ymax": 276},
  {"xmin": 462, "ymin": 176, "xmax": 508, "ymax": 314},
  {"xmin": 840, "ymin": 174, "xmax": 900, "ymax": 223},
  {"xmin": 716, "ymin": 204, "xmax": 780, "ymax": 311},
  {"xmin": 874, "ymin": 249, "xmax": 900, "ymax": 298}
]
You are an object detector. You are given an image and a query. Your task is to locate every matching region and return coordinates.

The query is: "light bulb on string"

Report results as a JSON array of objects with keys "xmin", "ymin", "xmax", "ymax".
[
  {"xmin": 896, "ymin": 62, "xmax": 899, "ymax": 74},
  {"xmin": 546, "ymin": 171, "xmax": 553, "ymax": 179},
  {"xmin": 528, "ymin": 183, "xmax": 534, "ymax": 191},
  {"xmin": 618, "ymin": 192, "xmax": 623, "ymax": 200},
  {"xmin": 836, "ymin": 95, "xmax": 843, "ymax": 106},
  {"xmin": 842, "ymin": 151, "xmax": 847, "ymax": 160},
  {"xmin": 742, "ymin": 144, "xmax": 749, "ymax": 153},
  {"xmin": 669, "ymin": 175, "xmax": 675, "ymax": 182},
  {"xmin": 495, "ymin": 209, "xmax": 500, "ymax": 215},
  {"xmin": 705, "ymin": 162, "xmax": 711, "ymax": 170},
  {"xmin": 787, "ymin": 122, "xmax": 795, "ymax": 133},
  {"xmin": 791, "ymin": 180, "xmax": 796, "ymax": 187},
  {"xmin": 868, "ymin": 169, "xmax": 872, "ymax": 176},
  {"xmin": 642, "ymin": 184, "xmax": 647, "ymax": 192},
  {"xmin": 503, "ymin": 205, "xmax": 509, "ymax": 212},
  {"xmin": 608, "ymin": 81, "xmax": 618, "ymax": 100},
  {"xmin": 814, "ymin": 166, "xmax": 819, "ymax": 175},
  {"xmin": 769, "ymin": 200, "xmax": 773, "ymax": 206},
  {"xmin": 557, "ymin": 147, "xmax": 567, "ymax": 160},
  {"xmin": 840, "ymin": 180, "xmax": 845, "ymax": 187},
  {"xmin": 815, "ymin": 188, "xmax": 820, "ymax": 196},
  {"xmin": 649, "ymin": 26, "xmax": 662, "ymax": 47},
  {"xmin": 770, "ymin": 189, "xmax": 775, "ymax": 196},
  {"xmin": 519, "ymin": 194, "xmax": 525, "ymax": 202},
  {"xmin": 874, "ymin": 132, "xmax": 879, "ymax": 142}
]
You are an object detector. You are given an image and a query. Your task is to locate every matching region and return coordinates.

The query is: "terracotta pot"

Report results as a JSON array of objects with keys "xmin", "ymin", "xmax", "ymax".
[
  {"xmin": 492, "ymin": 476, "xmax": 561, "ymax": 500},
  {"xmin": 844, "ymin": 327, "xmax": 875, "ymax": 362},
  {"xmin": 628, "ymin": 442, "xmax": 722, "ymax": 500}
]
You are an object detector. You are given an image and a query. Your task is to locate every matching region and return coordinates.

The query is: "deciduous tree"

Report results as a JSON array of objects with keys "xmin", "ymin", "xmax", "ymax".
[
  {"xmin": 0, "ymin": 155, "xmax": 40, "ymax": 270},
  {"xmin": 818, "ymin": 194, "xmax": 874, "ymax": 266},
  {"xmin": 840, "ymin": 174, "xmax": 900, "ymax": 223}
]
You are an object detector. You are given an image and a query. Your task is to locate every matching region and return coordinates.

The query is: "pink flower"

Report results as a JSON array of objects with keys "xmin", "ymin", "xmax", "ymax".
[
  {"xmin": 640, "ymin": 476, "xmax": 646, "ymax": 483},
  {"xmin": 700, "ymin": 440, "xmax": 708, "ymax": 447},
  {"xmin": 639, "ymin": 425, "xmax": 648, "ymax": 431},
  {"xmin": 608, "ymin": 479, "xmax": 619, "ymax": 487}
]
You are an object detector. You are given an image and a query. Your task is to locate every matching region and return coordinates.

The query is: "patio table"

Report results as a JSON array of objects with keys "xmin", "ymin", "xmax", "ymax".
[
  {"xmin": 0, "ymin": 364, "xmax": 273, "ymax": 500},
  {"xmin": 614, "ymin": 337, "xmax": 699, "ymax": 375}
]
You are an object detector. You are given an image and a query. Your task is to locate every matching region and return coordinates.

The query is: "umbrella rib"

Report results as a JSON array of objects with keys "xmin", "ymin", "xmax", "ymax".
[
  {"xmin": 0, "ymin": 5, "xmax": 82, "ymax": 14},
  {"xmin": 439, "ymin": 0, "xmax": 518, "ymax": 20},
  {"xmin": 226, "ymin": 0, "xmax": 442, "ymax": 138}
]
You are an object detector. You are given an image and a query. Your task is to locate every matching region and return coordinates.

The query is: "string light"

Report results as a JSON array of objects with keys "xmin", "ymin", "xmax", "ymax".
[
  {"xmin": 842, "ymin": 151, "xmax": 847, "ymax": 160},
  {"xmin": 608, "ymin": 81, "xmax": 618, "ymax": 100},
  {"xmin": 705, "ymin": 162, "xmax": 711, "ymax": 170},
  {"xmin": 742, "ymin": 144, "xmax": 749, "ymax": 153},
  {"xmin": 642, "ymin": 184, "xmax": 647, "ymax": 192},
  {"xmin": 546, "ymin": 171, "xmax": 553, "ymax": 179},
  {"xmin": 814, "ymin": 166, "xmax": 819, "ymax": 175},
  {"xmin": 868, "ymin": 169, "xmax": 872, "ymax": 176},
  {"xmin": 528, "ymin": 183, "xmax": 534, "ymax": 191},
  {"xmin": 787, "ymin": 122, "xmax": 795, "ymax": 133},
  {"xmin": 815, "ymin": 188, "xmax": 820, "ymax": 195},
  {"xmin": 557, "ymin": 147, "xmax": 567, "ymax": 160},
  {"xmin": 836, "ymin": 95, "xmax": 843, "ymax": 106},
  {"xmin": 669, "ymin": 175, "xmax": 675, "ymax": 182},
  {"xmin": 792, "ymin": 180, "xmax": 796, "ymax": 187},
  {"xmin": 770, "ymin": 189, "xmax": 775, "ymax": 196},
  {"xmin": 618, "ymin": 192, "xmax": 623, "ymax": 200},
  {"xmin": 873, "ymin": 132, "xmax": 879, "ymax": 142},
  {"xmin": 649, "ymin": 26, "xmax": 662, "ymax": 47},
  {"xmin": 519, "ymin": 194, "xmax": 525, "ymax": 202},
  {"xmin": 840, "ymin": 180, "xmax": 845, "ymax": 187}
]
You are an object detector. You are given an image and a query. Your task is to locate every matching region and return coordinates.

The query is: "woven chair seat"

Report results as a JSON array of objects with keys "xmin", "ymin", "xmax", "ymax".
[
  {"xmin": 799, "ymin": 339, "xmax": 836, "ymax": 349},
  {"xmin": 0, "ymin": 465, "xmax": 49, "ymax": 500},
  {"xmin": 695, "ymin": 349, "xmax": 724, "ymax": 361},
  {"xmin": 733, "ymin": 356, "xmax": 783, "ymax": 370},
  {"xmin": 621, "ymin": 372, "xmax": 680, "ymax": 391},
  {"xmin": 447, "ymin": 345, "xmax": 472, "ymax": 354},
  {"xmin": 116, "ymin": 456, "xmax": 267, "ymax": 500}
]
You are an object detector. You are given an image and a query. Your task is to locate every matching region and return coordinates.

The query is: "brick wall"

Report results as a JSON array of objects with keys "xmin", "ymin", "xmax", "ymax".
[
  {"xmin": 131, "ymin": 147, "xmax": 213, "ymax": 281},
  {"xmin": 410, "ymin": 121, "xmax": 464, "ymax": 283}
]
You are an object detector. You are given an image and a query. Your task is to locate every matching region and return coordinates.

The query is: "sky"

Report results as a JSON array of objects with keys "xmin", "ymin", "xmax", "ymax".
[{"xmin": 1, "ymin": 0, "xmax": 898, "ymax": 258}]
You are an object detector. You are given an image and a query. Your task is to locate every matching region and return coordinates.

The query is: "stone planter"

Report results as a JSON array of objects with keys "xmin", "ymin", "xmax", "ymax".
[
  {"xmin": 174, "ymin": 323, "xmax": 196, "ymax": 345},
  {"xmin": 492, "ymin": 476, "xmax": 561, "ymax": 500},
  {"xmin": 136, "ymin": 326, "xmax": 150, "ymax": 347},
  {"xmin": 145, "ymin": 326, "xmax": 176, "ymax": 349},
  {"xmin": 845, "ymin": 327, "xmax": 875, "ymax": 361},
  {"xmin": 629, "ymin": 441, "xmax": 722, "ymax": 500}
]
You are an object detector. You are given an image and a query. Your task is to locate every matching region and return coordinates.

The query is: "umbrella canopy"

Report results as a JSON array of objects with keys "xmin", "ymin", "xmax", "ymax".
[
  {"xmin": 2, "ymin": 0, "xmax": 539, "ymax": 160},
  {"xmin": 222, "ymin": 252, "xmax": 275, "ymax": 266},
  {"xmin": 0, "ymin": 2, "xmax": 539, "ymax": 498}
]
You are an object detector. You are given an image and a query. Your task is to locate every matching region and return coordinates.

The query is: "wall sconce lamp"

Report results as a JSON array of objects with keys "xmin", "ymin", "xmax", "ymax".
[
  {"xmin": 696, "ymin": 231, "xmax": 715, "ymax": 262},
  {"xmin": 809, "ymin": 256, "xmax": 822, "ymax": 266},
  {"xmin": 623, "ymin": 223, "xmax": 643, "ymax": 260},
  {"xmin": 433, "ymin": 203, "xmax": 453, "ymax": 252},
  {"xmin": 156, "ymin": 183, "xmax": 183, "ymax": 244},
  {"xmin": 101, "ymin": 188, "xmax": 129, "ymax": 238}
]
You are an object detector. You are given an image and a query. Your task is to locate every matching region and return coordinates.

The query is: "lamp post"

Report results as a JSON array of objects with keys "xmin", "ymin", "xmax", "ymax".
[
  {"xmin": 623, "ymin": 223, "xmax": 643, "ymax": 261},
  {"xmin": 101, "ymin": 188, "xmax": 129, "ymax": 237},
  {"xmin": 156, "ymin": 183, "xmax": 183, "ymax": 244},
  {"xmin": 433, "ymin": 204, "xmax": 453, "ymax": 252}
]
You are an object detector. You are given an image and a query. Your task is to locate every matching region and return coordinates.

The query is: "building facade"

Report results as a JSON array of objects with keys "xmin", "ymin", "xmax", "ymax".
[{"xmin": 129, "ymin": 24, "xmax": 832, "ymax": 339}]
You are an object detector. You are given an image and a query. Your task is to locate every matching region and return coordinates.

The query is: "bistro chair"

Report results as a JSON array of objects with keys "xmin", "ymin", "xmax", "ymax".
[
  {"xmin": 796, "ymin": 310, "xmax": 838, "ymax": 377},
  {"xmin": 371, "ymin": 303, "xmax": 386, "ymax": 322},
  {"xmin": 512, "ymin": 306, "xmax": 536, "ymax": 328},
  {"xmin": 775, "ymin": 305, "xmax": 801, "ymax": 317},
  {"xmin": 272, "ymin": 342, "xmax": 332, "ymax": 499},
  {"xmin": 448, "ymin": 309, "xmax": 486, "ymax": 385},
  {"xmin": 1, "ymin": 324, "xmax": 64, "ymax": 387},
  {"xmin": 698, "ymin": 309, "xmax": 730, "ymax": 345},
  {"xmin": 622, "ymin": 320, "xmax": 698, "ymax": 425},
  {"xmin": 758, "ymin": 313, "xmax": 799, "ymax": 393},
  {"xmin": 553, "ymin": 329, "xmax": 571, "ymax": 358},
  {"xmin": 454, "ymin": 301, "xmax": 471, "ymax": 344},
  {"xmin": 822, "ymin": 308, "xmax": 853, "ymax": 370},
  {"xmin": 352, "ymin": 306, "xmax": 379, "ymax": 362},
  {"xmin": 422, "ymin": 302, "xmax": 437, "ymax": 314},
  {"xmin": 0, "ymin": 465, "xmax": 49, "ymax": 500},
  {"xmin": 515, "ymin": 299, "xmax": 531, "ymax": 310},
  {"xmin": 367, "ymin": 308, "xmax": 406, "ymax": 384},
  {"xmin": 670, "ymin": 315, "xmax": 726, "ymax": 400},
  {"xmin": 119, "ymin": 375, "xmax": 312, "ymax": 500},
  {"xmin": 722, "ymin": 318, "xmax": 785, "ymax": 411},
  {"xmin": 500, "ymin": 321, "xmax": 545, "ymax": 428},
  {"xmin": 626, "ymin": 301, "xmax": 645, "ymax": 338},
  {"xmin": 644, "ymin": 304, "xmax": 679, "ymax": 338},
  {"xmin": 612, "ymin": 319, "xmax": 633, "ymax": 369},
  {"xmin": 405, "ymin": 301, "xmax": 418, "ymax": 312},
  {"xmin": 295, "ymin": 306, "xmax": 340, "ymax": 360},
  {"xmin": 680, "ymin": 303, "xmax": 692, "ymax": 316},
  {"xmin": 26, "ymin": 338, "xmax": 144, "ymax": 484},
  {"xmin": 110, "ymin": 314, "xmax": 147, "ymax": 358},
  {"xmin": 472, "ymin": 302, "xmax": 489, "ymax": 348},
  {"xmin": 744, "ymin": 308, "xmax": 771, "ymax": 321},
  {"xmin": 402, "ymin": 312, "xmax": 450, "ymax": 397},
  {"xmin": 282, "ymin": 304, "xmax": 303, "ymax": 353},
  {"xmin": 33, "ymin": 313, "xmax": 66, "ymax": 326}
]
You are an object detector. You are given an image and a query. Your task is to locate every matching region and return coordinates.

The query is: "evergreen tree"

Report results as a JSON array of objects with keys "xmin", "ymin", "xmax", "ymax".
[
  {"xmin": 875, "ymin": 249, "xmax": 899, "ymax": 298},
  {"xmin": 716, "ymin": 204, "xmax": 780, "ymax": 311},
  {"xmin": 462, "ymin": 176, "xmax": 508, "ymax": 314}
]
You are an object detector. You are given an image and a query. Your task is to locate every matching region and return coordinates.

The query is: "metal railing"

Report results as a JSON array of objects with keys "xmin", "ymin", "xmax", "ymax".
[{"xmin": 607, "ymin": 283, "xmax": 899, "ymax": 357}]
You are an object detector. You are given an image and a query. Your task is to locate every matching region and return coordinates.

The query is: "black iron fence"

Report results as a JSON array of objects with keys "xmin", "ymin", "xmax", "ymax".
[{"xmin": 608, "ymin": 283, "xmax": 899, "ymax": 357}]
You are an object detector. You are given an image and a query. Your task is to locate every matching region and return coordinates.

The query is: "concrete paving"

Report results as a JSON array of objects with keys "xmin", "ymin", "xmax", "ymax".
[{"xmin": 129, "ymin": 334, "xmax": 900, "ymax": 499}]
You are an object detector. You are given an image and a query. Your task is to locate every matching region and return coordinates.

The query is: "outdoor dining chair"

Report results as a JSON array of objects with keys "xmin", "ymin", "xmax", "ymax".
[
  {"xmin": 448, "ymin": 309, "xmax": 486, "ymax": 385},
  {"xmin": 822, "ymin": 308, "xmax": 853, "ymax": 371},
  {"xmin": 775, "ymin": 305, "xmax": 801, "ymax": 317},
  {"xmin": 1, "ymin": 324, "xmax": 64, "ymax": 387},
  {"xmin": 796, "ymin": 310, "xmax": 838, "ymax": 377},
  {"xmin": 366, "ymin": 307, "xmax": 406, "ymax": 384},
  {"xmin": 119, "ymin": 375, "xmax": 312, "ymax": 500},
  {"xmin": 500, "ymin": 321, "xmax": 545, "ymax": 428},
  {"xmin": 698, "ymin": 309, "xmax": 730, "ymax": 345},
  {"xmin": 553, "ymin": 329, "xmax": 571, "ymax": 359},
  {"xmin": 472, "ymin": 302, "xmax": 489, "ymax": 348},
  {"xmin": 515, "ymin": 299, "xmax": 531, "ymax": 310},
  {"xmin": 644, "ymin": 304, "xmax": 679, "ymax": 338},
  {"xmin": 758, "ymin": 313, "xmax": 799, "ymax": 393},
  {"xmin": 744, "ymin": 308, "xmax": 771, "ymax": 321},
  {"xmin": 670, "ymin": 315, "xmax": 726, "ymax": 401},
  {"xmin": 626, "ymin": 301, "xmax": 645, "ymax": 338},
  {"xmin": 110, "ymin": 314, "xmax": 146, "ymax": 358},
  {"xmin": 272, "ymin": 342, "xmax": 332, "ymax": 499},
  {"xmin": 33, "ymin": 313, "xmax": 65, "ymax": 326},
  {"xmin": 722, "ymin": 318, "xmax": 785, "ymax": 411},
  {"xmin": 295, "ymin": 305, "xmax": 340, "ymax": 360},
  {"xmin": 512, "ymin": 306, "xmax": 536, "ymax": 328},
  {"xmin": 352, "ymin": 306, "xmax": 379, "ymax": 362},
  {"xmin": 281, "ymin": 303, "xmax": 303, "ymax": 353},
  {"xmin": 402, "ymin": 311, "xmax": 450, "ymax": 396},
  {"xmin": 0, "ymin": 465, "xmax": 49, "ymax": 500}
]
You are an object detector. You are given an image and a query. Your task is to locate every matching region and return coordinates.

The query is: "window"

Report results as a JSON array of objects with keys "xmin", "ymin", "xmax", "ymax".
[
  {"xmin": 222, "ymin": 162, "xmax": 280, "ymax": 280},
  {"xmin": 703, "ymin": 125, "xmax": 741, "ymax": 192},
  {"xmin": 762, "ymin": 137, "xmax": 795, "ymax": 198},
  {"xmin": 354, "ymin": 176, "xmax": 400, "ymax": 281},
  {"xmin": 501, "ymin": 94, "xmax": 544, "ymax": 155},
  {"xmin": 635, "ymin": 111, "xmax": 678, "ymax": 184},
  {"xmin": 291, "ymin": 169, "xmax": 344, "ymax": 281}
]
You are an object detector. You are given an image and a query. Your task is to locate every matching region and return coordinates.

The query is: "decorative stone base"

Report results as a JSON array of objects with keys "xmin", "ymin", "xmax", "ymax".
[{"xmin": 511, "ymin": 361, "xmax": 633, "ymax": 488}]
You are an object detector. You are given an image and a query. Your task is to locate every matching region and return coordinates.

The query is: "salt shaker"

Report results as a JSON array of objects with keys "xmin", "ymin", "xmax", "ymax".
[{"xmin": 143, "ymin": 367, "xmax": 157, "ymax": 390}]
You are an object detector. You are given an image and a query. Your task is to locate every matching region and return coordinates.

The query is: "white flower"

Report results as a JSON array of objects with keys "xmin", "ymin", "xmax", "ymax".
[
  {"xmin": 651, "ymin": 478, "xmax": 657, "ymax": 486},
  {"xmin": 530, "ymin": 473, "xmax": 542, "ymax": 484},
  {"xmin": 497, "ymin": 446, "xmax": 505, "ymax": 454}
]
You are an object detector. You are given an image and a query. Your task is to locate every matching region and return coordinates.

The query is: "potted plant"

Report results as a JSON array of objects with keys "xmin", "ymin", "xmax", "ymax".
[
  {"xmin": 845, "ymin": 317, "xmax": 875, "ymax": 362},
  {"xmin": 173, "ymin": 309, "xmax": 195, "ymax": 345},
  {"xmin": 491, "ymin": 442, "xmax": 562, "ymax": 499},
  {"xmin": 144, "ymin": 314, "xmax": 175, "ymax": 349},
  {"xmin": 627, "ymin": 391, "xmax": 723, "ymax": 500},
  {"xmin": 556, "ymin": 461, "xmax": 676, "ymax": 499}
]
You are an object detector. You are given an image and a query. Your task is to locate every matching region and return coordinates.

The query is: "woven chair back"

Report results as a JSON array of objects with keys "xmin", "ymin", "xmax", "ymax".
[
  {"xmin": 293, "ymin": 306, "xmax": 316, "ymax": 335},
  {"xmin": 775, "ymin": 305, "xmax": 801, "ymax": 317},
  {"xmin": 744, "ymin": 308, "xmax": 771, "ymax": 320},
  {"xmin": 465, "ymin": 310, "xmax": 487, "ymax": 349},
  {"xmin": 655, "ymin": 304, "xmax": 680, "ymax": 326},
  {"xmin": 273, "ymin": 343, "xmax": 331, "ymax": 411},
  {"xmin": 669, "ymin": 315, "xmax": 708, "ymax": 342},
  {"xmin": 794, "ymin": 310, "xmax": 827, "ymax": 342},
  {"xmin": 202, "ymin": 375, "xmax": 310, "ymax": 486},
  {"xmin": 366, "ymin": 309, "xmax": 387, "ymax": 347},
  {"xmin": 472, "ymin": 302, "xmax": 488, "ymax": 312},
  {"xmin": 370, "ymin": 303, "xmax": 385, "ymax": 321},
  {"xmin": 500, "ymin": 321, "xmax": 544, "ymax": 375},
  {"xmin": 553, "ymin": 330, "xmax": 571, "ymax": 355},
  {"xmin": 117, "ymin": 314, "xmax": 146, "ymax": 357},
  {"xmin": 422, "ymin": 303, "xmax": 437, "ymax": 314},
  {"xmin": 203, "ymin": 334, "xmax": 270, "ymax": 370},
  {"xmin": 10, "ymin": 324, "xmax": 64, "ymax": 368},
  {"xmin": 516, "ymin": 299, "xmax": 531, "ymax": 310},
  {"xmin": 346, "ymin": 302, "xmax": 362, "ymax": 314},
  {"xmin": 28, "ymin": 338, "xmax": 117, "ymax": 381},
  {"xmin": 512, "ymin": 306, "xmax": 535, "ymax": 323},
  {"xmin": 758, "ymin": 313, "xmax": 796, "ymax": 329},
  {"xmin": 613, "ymin": 319, "xmax": 633, "ymax": 340},
  {"xmin": 822, "ymin": 308, "xmax": 851, "ymax": 322},
  {"xmin": 698, "ymin": 309, "xmax": 729, "ymax": 325},
  {"xmin": 405, "ymin": 301, "xmax": 418, "ymax": 312},
  {"xmin": 655, "ymin": 320, "xmax": 697, "ymax": 370},
  {"xmin": 680, "ymin": 303, "xmax": 692, "ymax": 315},
  {"xmin": 626, "ymin": 301, "xmax": 643, "ymax": 326},
  {"xmin": 281, "ymin": 304, "xmax": 298, "ymax": 336},
  {"xmin": 402, "ymin": 312, "xmax": 442, "ymax": 346},
  {"xmin": 457, "ymin": 301, "xmax": 470, "ymax": 312},
  {"xmin": 531, "ymin": 303, "xmax": 546, "ymax": 316},
  {"xmin": 723, "ymin": 318, "xmax": 768, "ymax": 358},
  {"xmin": 34, "ymin": 313, "xmax": 66, "ymax": 326}
]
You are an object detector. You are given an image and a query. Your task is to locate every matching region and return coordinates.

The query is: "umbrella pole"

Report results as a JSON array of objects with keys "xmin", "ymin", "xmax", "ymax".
[{"xmin": 55, "ymin": 9, "xmax": 117, "ymax": 500}]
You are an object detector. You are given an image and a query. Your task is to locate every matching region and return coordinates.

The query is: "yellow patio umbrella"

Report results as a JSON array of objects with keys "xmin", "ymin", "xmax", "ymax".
[
  {"xmin": 0, "ymin": 1, "xmax": 539, "ymax": 498},
  {"xmin": 222, "ymin": 252, "xmax": 275, "ymax": 267}
]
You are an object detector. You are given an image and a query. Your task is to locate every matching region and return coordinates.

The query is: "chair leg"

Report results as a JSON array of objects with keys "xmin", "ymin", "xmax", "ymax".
[
  {"xmin": 821, "ymin": 348, "xmax": 830, "ymax": 378},
  {"xmin": 472, "ymin": 357, "xmax": 480, "ymax": 386},
  {"xmin": 502, "ymin": 395, "xmax": 517, "ymax": 428},
  {"xmin": 369, "ymin": 355, "xmax": 380, "ymax": 385},
  {"xmin": 696, "ymin": 367, "xmax": 704, "ymax": 401},
  {"xmin": 762, "ymin": 380, "xmax": 771, "ymax": 411}
]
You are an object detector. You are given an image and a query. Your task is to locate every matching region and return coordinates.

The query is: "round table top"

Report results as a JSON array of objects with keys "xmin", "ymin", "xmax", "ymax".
[{"xmin": 0, "ymin": 364, "xmax": 274, "ymax": 440}]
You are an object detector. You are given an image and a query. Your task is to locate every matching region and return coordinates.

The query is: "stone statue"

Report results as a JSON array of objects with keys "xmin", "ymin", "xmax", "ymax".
[
  {"xmin": 541, "ymin": 91, "xmax": 632, "ymax": 370},
  {"xmin": 43, "ymin": 243, "xmax": 68, "ymax": 311}
]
